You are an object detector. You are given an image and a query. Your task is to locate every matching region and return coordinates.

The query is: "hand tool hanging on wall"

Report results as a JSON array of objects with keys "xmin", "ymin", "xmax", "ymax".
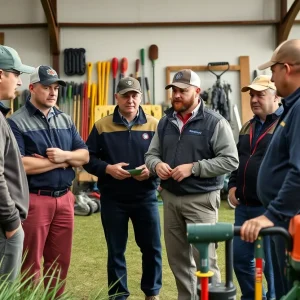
[
  {"xmin": 105, "ymin": 61, "xmax": 111, "ymax": 105},
  {"xmin": 120, "ymin": 58, "xmax": 128, "ymax": 79},
  {"xmin": 101, "ymin": 62, "xmax": 106, "ymax": 105},
  {"xmin": 135, "ymin": 59, "xmax": 140, "ymax": 79},
  {"xmin": 145, "ymin": 77, "xmax": 151, "ymax": 104},
  {"xmin": 87, "ymin": 62, "xmax": 93, "ymax": 98},
  {"xmin": 112, "ymin": 58, "xmax": 118, "ymax": 104},
  {"xmin": 149, "ymin": 45, "xmax": 158, "ymax": 104},
  {"xmin": 208, "ymin": 62, "xmax": 231, "ymax": 121},
  {"xmin": 97, "ymin": 62, "xmax": 102, "ymax": 105},
  {"xmin": 140, "ymin": 49, "xmax": 146, "ymax": 102}
]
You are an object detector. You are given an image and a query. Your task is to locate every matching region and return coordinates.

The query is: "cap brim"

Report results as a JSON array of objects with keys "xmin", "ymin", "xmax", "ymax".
[
  {"xmin": 39, "ymin": 79, "xmax": 66, "ymax": 87},
  {"xmin": 118, "ymin": 88, "xmax": 142, "ymax": 95},
  {"xmin": 241, "ymin": 84, "xmax": 269, "ymax": 92},
  {"xmin": 15, "ymin": 64, "xmax": 35, "ymax": 74},
  {"xmin": 165, "ymin": 82, "xmax": 191, "ymax": 90},
  {"xmin": 258, "ymin": 61, "xmax": 276, "ymax": 70}
]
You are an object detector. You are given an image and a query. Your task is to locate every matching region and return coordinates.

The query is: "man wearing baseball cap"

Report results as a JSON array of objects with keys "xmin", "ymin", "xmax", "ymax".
[
  {"xmin": 145, "ymin": 69, "xmax": 238, "ymax": 299},
  {"xmin": 7, "ymin": 65, "xmax": 89, "ymax": 296},
  {"xmin": 240, "ymin": 39, "xmax": 300, "ymax": 298},
  {"xmin": 84, "ymin": 77, "xmax": 162, "ymax": 300},
  {"xmin": 228, "ymin": 75, "xmax": 281, "ymax": 300},
  {"xmin": 0, "ymin": 45, "xmax": 33, "ymax": 281}
]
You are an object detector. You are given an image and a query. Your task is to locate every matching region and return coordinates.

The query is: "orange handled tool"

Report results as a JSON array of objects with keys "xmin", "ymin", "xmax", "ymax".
[{"xmin": 120, "ymin": 57, "xmax": 128, "ymax": 79}]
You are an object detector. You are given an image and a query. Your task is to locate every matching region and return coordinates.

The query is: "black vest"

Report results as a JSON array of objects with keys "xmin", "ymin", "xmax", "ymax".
[{"xmin": 158, "ymin": 103, "xmax": 224, "ymax": 195}]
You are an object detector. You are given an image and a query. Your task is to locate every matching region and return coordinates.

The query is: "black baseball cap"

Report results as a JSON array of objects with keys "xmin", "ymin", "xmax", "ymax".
[{"xmin": 30, "ymin": 65, "xmax": 66, "ymax": 86}]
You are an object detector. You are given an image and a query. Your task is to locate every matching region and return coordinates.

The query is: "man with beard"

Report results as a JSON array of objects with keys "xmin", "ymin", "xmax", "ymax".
[{"xmin": 145, "ymin": 69, "xmax": 238, "ymax": 300}]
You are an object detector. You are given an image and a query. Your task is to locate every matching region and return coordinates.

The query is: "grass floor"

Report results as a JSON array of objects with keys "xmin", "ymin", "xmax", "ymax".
[{"xmin": 66, "ymin": 201, "xmax": 241, "ymax": 299}]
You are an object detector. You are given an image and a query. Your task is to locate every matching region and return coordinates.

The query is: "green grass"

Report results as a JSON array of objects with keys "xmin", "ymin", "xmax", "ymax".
[{"xmin": 66, "ymin": 201, "xmax": 241, "ymax": 299}]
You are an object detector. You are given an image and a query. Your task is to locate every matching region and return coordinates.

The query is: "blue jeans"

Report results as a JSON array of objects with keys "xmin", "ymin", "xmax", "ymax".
[
  {"xmin": 270, "ymin": 220, "xmax": 290, "ymax": 299},
  {"xmin": 233, "ymin": 204, "xmax": 275, "ymax": 300},
  {"xmin": 100, "ymin": 193, "xmax": 162, "ymax": 300}
]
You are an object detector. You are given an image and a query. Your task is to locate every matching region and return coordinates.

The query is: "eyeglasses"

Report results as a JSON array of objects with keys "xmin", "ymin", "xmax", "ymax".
[{"xmin": 274, "ymin": 62, "xmax": 300, "ymax": 67}]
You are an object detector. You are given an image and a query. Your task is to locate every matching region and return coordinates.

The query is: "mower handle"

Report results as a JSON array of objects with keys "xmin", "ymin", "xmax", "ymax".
[{"xmin": 234, "ymin": 226, "xmax": 293, "ymax": 252}]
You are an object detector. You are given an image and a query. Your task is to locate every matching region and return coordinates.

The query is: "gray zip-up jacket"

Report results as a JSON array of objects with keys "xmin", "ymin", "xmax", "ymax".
[
  {"xmin": 145, "ymin": 102, "xmax": 238, "ymax": 195},
  {"xmin": 0, "ymin": 111, "xmax": 29, "ymax": 231}
]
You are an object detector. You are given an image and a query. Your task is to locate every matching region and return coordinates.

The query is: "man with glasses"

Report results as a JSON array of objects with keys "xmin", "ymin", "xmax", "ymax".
[
  {"xmin": 0, "ymin": 45, "xmax": 34, "ymax": 280},
  {"xmin": 240, "ymin": 39, "xmax": 300, "ymax": 298},
  {"xmin": 145, "ymin": 69, "xmax": 239, "ymax": 300},
  {"xmin": 84, "ymin": 77, "xmax": 162, "ymax": 300}
]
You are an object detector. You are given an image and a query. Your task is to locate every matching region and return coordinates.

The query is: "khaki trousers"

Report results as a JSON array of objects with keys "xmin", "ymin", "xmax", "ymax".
[{"xmin": 161, "ymin": 189, "xmax": 221, "ymax": 300}]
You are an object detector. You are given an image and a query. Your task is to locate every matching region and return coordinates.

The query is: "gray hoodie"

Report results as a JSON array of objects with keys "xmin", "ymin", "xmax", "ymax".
[{"xmin": 0, "ymin": 112, "xmax": 29, "ymax": 231}]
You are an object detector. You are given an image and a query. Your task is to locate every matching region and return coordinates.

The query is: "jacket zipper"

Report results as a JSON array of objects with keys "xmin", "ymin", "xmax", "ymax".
[{"xmin": 242, "ymin": 120, "xmax": 278, "ymax": 205}]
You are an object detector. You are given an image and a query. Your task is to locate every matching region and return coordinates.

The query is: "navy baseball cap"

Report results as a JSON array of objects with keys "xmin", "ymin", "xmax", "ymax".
[{"xmin": 30, "ymin": 65, "xmax": 66, "ymax": 86}]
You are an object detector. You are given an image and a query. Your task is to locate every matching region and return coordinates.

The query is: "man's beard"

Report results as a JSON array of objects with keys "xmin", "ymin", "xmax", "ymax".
[{"xmin": 172, "ymin": 96, "xmax": 194, "ymax": 112}]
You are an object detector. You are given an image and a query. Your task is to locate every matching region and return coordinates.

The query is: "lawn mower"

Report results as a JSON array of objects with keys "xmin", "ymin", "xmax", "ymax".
[{"xmin": 187, "ymin": 215, "xmax": 300, "ymax": 300}]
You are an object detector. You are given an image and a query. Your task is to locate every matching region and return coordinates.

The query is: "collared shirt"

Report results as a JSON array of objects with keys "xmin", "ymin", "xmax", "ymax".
[
  {"xmin": 118, "ymin": 109, "xmax": 139, "ymax": 129},
  {"xmin": 47, "ymin": 107, "xmax": 55, "ymax": 121},
  {"xmin": 7, "ymin": 99, "xmax": 87, "ymax": 190},
  {"xmin": 172, "ymin": 102, "xmax": 201, "ymax": 132}
]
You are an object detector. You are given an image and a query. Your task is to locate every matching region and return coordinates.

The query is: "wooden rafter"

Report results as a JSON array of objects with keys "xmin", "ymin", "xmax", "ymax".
[
  {"xmin": 40, "ymin": 0, "xmax": 59, "ymax": 72},
  {"xmin": 277, "ymin": 0, "xmax": 300, "ymax": 45},
  {"xmin": 0, "ymin": 32, "xmax": 4, "ymax": 44}
]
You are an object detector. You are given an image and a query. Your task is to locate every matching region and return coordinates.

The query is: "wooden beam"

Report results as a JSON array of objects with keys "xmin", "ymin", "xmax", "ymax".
[
  {"xmin": 40, "ymin": 0, "xmax": 60, "ymax": 72},
  {"xmin": 0, "ymin": 32, "xmax": 4, "ymax": 44},
  {"xmin": 0, "ymin": 24, "xmax": 47, "ymax": 29},
  {"xmin": 277, "ymin": 0, "xmax": 300, "ymax": 45},
  {"xmin": 59, "ymin": 20, "xmax": 279, "ymax": 28},
  {"xmin": 0, "ymin": 19, "xmax": 280, "ymax": 29},
  {"xmin": 239, "ymin": 56, "xmax": 251, "ymax": 124}
]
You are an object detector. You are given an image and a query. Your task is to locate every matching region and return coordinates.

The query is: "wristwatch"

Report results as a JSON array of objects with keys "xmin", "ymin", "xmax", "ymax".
[{"xmin": 191, "ymin": 163, "xmax": 196, "ymax": 175}]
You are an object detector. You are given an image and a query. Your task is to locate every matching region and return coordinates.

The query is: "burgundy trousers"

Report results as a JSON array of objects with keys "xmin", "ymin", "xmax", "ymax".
[{"xmin": 21, "ymin": 191, "xmax": 74, "ymax": 297}]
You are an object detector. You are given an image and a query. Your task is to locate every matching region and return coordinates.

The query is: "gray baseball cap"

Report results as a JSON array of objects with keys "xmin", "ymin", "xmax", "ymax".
[
  {"xmin": 30, "ymin": 65, "xmax": 66, "ymax": 86},
  {"xmin": 165, "ymin": 69, "xmax": 201, "ymax": 89},
  {"xmin": 0, "ymin": 45, "xmax": 35, "ymax": 74},
  {"xmin": 116, "ymin": 77, "xmax": 142, "ymax": 95}
]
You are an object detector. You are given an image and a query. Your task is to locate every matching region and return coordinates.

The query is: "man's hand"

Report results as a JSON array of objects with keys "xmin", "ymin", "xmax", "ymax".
[
  {"xmin": 171, "ymin": 163, "xmax": 193, "ymax": 182},
  {"xmin": 228, "ymin": 187, "xmax": 239, "ymax": 207},
  {"xmin": 132, "ymin": 164, "xmax": 150, "ymax": 181},
  {"xmin": 240, "ymin": 215, "xmax": 274, "ymax": 243},
  {"xmin": 33, "ymin": 153, "xmax": 69, "ymax": 169},
  {"xmin": 46, "ymin": 148, "xmax": 67, "ymax": 163},
  {"xmin": 155, "ymin": 162, "xmax": 172, "ymax": 180},
  {"xmin": 106, "ymin": 163, "xmax": 131, "ymax": 180},
  {"xmin": 6, "ymin": 224, "xmax": 21, "ymax": 239}
]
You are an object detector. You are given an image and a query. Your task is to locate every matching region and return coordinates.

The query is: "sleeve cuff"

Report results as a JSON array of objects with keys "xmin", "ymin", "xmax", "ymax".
[{"xmin": 193, "ymin": 161, "xmax": 201, "ymax": 177}]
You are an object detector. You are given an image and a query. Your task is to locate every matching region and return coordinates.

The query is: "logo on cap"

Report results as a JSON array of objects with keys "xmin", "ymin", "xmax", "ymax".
[
  {"xmin": 126, "ymin": 80, "xmax": 133, "ymax": 86},
  {"xmin": 175, "ymin": 72, "xmax": 183, "ymax": 80},
  {"xmin": 47, "ymin": 69, "xmax": 57, "ymax": 76}
]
